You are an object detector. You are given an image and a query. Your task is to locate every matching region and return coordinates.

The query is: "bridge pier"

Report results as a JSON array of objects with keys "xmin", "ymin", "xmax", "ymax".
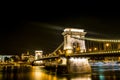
[{"xmin": 66, "ymin": 57, "xmax": 91, "ymax": 74}]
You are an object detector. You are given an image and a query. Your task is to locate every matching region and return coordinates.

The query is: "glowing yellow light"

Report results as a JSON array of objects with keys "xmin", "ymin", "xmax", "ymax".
[
  {"xmin": 66, "ymin": 49, "xmax": 72, "ymax": 54},
  {"xmin": 66, "ymin": 49, "xmax": 73, "ymax": 56},
  {"xmin": 94, "ymin": 47, "xmax": 97, "ymax": 51},
  {"xmin": 80, "ymin": 50, "xmax": 84, "ymax": 53},
  {"xmin": 106, "ymin": 43, "xmax": 110, "ymax": 47},
  {"xmin": 88, "ymin": 49, "xmax": 92, "ymax": 51}
]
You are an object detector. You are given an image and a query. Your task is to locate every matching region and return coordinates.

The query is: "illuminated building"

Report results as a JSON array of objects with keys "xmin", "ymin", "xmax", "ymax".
[
  {"xmin": 21, "ymin": 51, "xmax": 35, "ymax": 62},
  {"xmin": 0, "ymin": 55, "xmax": 14, "ymax": 62}
]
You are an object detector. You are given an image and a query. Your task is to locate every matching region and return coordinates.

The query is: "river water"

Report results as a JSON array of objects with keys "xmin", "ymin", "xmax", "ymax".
[{"xmin": 0, "ymin": 65, "xmax": 120, "ymax": 80}]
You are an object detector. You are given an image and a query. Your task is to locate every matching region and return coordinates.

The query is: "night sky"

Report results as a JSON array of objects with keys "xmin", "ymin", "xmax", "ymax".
[{"xmin": 1, "ymin": 2, "xmax": 120, "ymax": 55}]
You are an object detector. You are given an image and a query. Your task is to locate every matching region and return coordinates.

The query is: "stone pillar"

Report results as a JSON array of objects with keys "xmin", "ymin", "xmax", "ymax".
[
  {"xmin": 62, "ymin": 28, "xmax": 87, "ymax": 54},
  {"xmin": 66, "ymin": 57, "xmax": 91, "ymax": 74}
]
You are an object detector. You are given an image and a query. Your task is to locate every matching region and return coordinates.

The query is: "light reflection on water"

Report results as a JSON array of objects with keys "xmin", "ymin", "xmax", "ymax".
[
  {"xmin": 30, "ymin": 66, "xmax": 57, "ymax": 80},
  {"xmin": 0, "ymin": 66, "xmax": 119, "ymax": 80},
  {"xmin": 30, "ymin": 66, "xmax": 91, "ymax": 80}
]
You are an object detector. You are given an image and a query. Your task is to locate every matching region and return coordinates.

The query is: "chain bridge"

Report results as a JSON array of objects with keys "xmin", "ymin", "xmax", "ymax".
[{"xmin": 34, "ymin": 28, "xmax": 120, "ymax": 74}]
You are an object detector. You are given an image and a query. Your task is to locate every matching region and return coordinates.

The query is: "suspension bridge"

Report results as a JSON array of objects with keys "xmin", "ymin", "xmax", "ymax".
[{"xmin": 34, "ymin": 28, "xmax": 120, "ymax": 74}]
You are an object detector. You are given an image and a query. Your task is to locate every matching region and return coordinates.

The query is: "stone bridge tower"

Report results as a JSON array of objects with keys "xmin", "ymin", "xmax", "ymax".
[
  {"xmin": 62, "ymin": 28, "xmax": 91, "ymax": 74},
  {"xmin": 62, "ymin": 28, "xmax": 86, "ymax": 55}
]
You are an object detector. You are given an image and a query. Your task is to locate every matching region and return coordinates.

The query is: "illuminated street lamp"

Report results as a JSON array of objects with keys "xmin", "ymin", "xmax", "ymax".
[
  {"xmin": 105, "ymin": 43, "xmax": 111, "ymax": 50},
  {"xmin": 93, "ymin": 47, "xmax": 97, "ymax": 51},
  {"xmin": 88, "ymin": 48, "xmax": 92, "ymax": 52},
  {"xmin": 106, "ymin": 43, "xmax": 110, "ymax": 47}
]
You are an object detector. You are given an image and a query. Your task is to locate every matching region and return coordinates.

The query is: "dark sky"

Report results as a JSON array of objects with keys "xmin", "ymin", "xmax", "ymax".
[{"xmin": 1, "ymin": 2, "xmax": 120, "ymax": 55}]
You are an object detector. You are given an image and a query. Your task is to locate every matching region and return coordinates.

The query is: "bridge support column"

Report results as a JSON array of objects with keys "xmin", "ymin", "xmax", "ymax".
[{"xmin": 66, "ymin": 57, "xmax": 91, "ymax": 74}]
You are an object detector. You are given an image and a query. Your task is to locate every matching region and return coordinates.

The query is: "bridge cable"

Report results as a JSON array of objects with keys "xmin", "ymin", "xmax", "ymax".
[
  {"xmin": 52, "ymin": 42, "xmax": 64, "ymax": 54},
  {"xmin": 73, "ymin": 37, "xmax": 120, "ymax": 42}
]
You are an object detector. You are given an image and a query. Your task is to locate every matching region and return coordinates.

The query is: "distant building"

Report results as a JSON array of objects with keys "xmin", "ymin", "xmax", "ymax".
[
  {"xmin": 21, "ymin": 51, "xmax": 34, "ymax": 62},
  {"xmin": 0, "ymin": 55, "xmax": 14, "ymax": 62}
]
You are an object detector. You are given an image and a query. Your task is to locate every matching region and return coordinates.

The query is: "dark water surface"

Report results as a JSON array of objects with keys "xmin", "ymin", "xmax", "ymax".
[{"xmin": 0, "ymin": 65, "xmax": 120, "ymax": 80}]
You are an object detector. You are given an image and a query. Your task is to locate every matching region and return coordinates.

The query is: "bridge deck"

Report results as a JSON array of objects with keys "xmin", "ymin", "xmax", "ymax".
[{"xmin": 36, "ymin": 50, "xmax": 120, "ymax": 60}]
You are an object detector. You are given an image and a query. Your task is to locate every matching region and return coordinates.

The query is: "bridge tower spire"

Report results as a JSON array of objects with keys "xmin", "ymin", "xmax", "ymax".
[{"xmin": 62, "ymin": 28, "xmax": 86, "ymax": 55}]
